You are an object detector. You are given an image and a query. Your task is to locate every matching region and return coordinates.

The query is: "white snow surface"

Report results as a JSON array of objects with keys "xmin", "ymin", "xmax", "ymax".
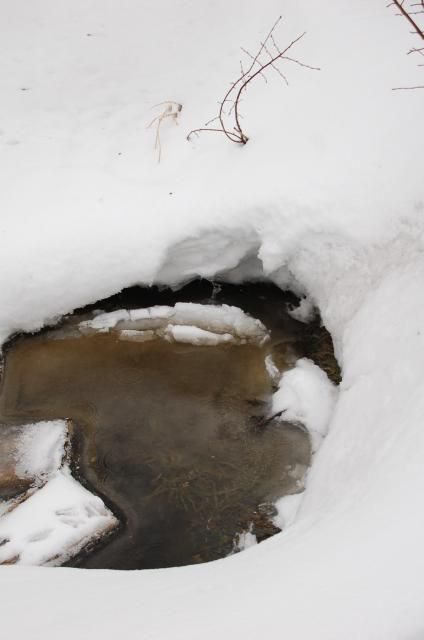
[
  {"xmin": 0, "ymin": 468, "xmax": 118, "ymax": 566},
  {"xmin": 287, "ymin": 297, "xmax": 316, "ymax": 323},
  {"xmin": 0, "ymin": 0, "xmax": 424, "ymax": 638},
  {"xmin": 80, "ymin": 302, "xmax": 267, "ymax": 344},
  {"xmin": 273, "ymin": 493, "xmax": 303, "ymax": 530},
  {"xmin": 14, "ymin": 420, "xmax": 68, "ymax": 481},
  {"xmin": 272, "ymin": 358, "xmax": 338, "ymax": 452},
  {"xmin": 164, "ymin": 324, "xmax": 235, "ymax": 346},
  {"xmin": 234, "ymin": 527, "xmax": 258, "ymax": 552}
]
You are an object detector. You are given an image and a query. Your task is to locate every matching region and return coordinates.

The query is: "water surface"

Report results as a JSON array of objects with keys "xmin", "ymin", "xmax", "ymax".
[{"xmin": 0, "ymin": 282, "xmax": 315, "ymax": 568}]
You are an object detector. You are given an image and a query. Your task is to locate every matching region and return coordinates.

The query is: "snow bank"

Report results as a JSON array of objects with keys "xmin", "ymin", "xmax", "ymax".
[
  {"xmin": 0, "ymin": 468, "xmax": 117, "ymax": 566},
  {"xmin": 272, "ymin": 358, "xmax": 338, "ymax": 452},
  {"xmin": 80, "ymin": 303, "xmax": 268, "ymax": 345}
]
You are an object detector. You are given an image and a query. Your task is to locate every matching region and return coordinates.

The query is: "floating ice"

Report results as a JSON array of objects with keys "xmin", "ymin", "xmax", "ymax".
[{"xmin": 80, "ymin": 303, "xmax": 268, "ymax": 346}]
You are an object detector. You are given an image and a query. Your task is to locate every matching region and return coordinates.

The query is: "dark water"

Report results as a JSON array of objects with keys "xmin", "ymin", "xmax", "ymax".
[{"xmin": 0, "ymin": 281, "xmax": 326, "ymax": 569}]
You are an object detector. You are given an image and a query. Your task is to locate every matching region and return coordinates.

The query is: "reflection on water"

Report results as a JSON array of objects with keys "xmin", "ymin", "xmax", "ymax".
[{"xmin": 0, "ymin": 281, "xmax": 314, "ymax": 569}]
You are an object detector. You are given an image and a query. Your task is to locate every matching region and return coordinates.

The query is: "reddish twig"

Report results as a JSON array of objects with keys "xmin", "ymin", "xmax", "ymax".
[
  {"xmin": 389, "ymin": 0, "xmax": 424, "ymax": 88},
  {"xmin": 390, "ymin": 0, "xmax": 424, "ymax": 38},
  {"xmin": 187, "ymin": 17, "xmax": 320, "ymax": 145}
]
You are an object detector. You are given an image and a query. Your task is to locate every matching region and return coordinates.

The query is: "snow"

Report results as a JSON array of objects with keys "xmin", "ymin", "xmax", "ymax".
[
  {"xmin": 14, "ymin": 420, "xmax": 68, "ymax": 482},
  {"xmin": 234, "ymin": 527, "xmax": 258, "ymax": 552},
  {"xmin": 0, "ymin": 420, "xmax": 118, "ymax": 566},
  {"xmin": 80, "ymin": 302, "xmax": 268, "ymax": 344},
  {"xmin": 0, "ymin": 0, "xmax": 423, "ymax": 637},
  {"xmin": 287, "ymin": 297, "xmax": 316, "ymax": 323},
  {"xmin": 264, "ymin": 354, "xmax": 280, "ymax": 382},
  {"xmin": 118, "ymin": 328, "xmax": 155, "ymax": 343},
  {"xmin": 0, "ymin": 468, "xmax": 118, "ymax": 566},
  {"xmin": 272, "ymin": 358, "xmax": 338, "ymax": 452},
  {"xmin": 0, "ymin": 420, "xmax": 68, "ymax": 495},
  {"xmin": 164, "ymin": 324, "xmax": 235, "ymax": 346},
  {"xmin": 273, "ymin": 493, "xmax": 303, "ymax": 530}
]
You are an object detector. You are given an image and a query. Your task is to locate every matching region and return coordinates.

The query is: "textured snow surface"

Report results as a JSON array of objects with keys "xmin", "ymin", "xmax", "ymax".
[
  {"xmin": 287, "ymin": 297, "xmax": 316, "ymax": 323},
  {"xmin": 272, "ymin": 358, "xmax": 338, "ymax": 452},
  {"xmin": 0, "ymin": 469, "xmax": 118, "ymax": 566},
  {"xmin": 273, "ymin": 493, "xmax": 303, "ymax": 530},
  {"xmin": 14, "ymin": 420, "xmax": 68, "ymax": 481},
  {"xmin": 0, "ymin": 421, "xmax": 118, "ymax": 567},
  {"xmin": 80, "ymin": 302, "xmax": 267, "ymax": 344},
  {"xmin": 0, "ymin": 0, "xmax": 424, "ymax": 638}
]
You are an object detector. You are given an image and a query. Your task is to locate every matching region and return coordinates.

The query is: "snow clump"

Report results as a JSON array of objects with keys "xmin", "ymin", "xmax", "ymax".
[
  {"xmin": 0, "ymin": 469, "xmax": 118, "ymax": 566},
  {"xmin": 272, "ymin": 358, "xmax": 338, "ymax": 452}
]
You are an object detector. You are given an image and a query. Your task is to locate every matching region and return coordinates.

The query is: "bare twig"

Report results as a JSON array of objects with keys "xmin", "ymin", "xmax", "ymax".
[
  {"xmin": 187, "ymin": 17, "xmax": 319, "ymax": 145},
  {"xmin": 390, "ymin": 0, "xmax": 424, "ymax": 38},
  {"xmin": 389, "ymin": 0, "xmax": 424, "ymax": 88}
]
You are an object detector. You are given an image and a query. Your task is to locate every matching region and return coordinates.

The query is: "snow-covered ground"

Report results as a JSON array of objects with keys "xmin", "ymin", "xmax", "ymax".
[{"xmin": 0, "ymin": 0, "xmax": 423, "ymax": 638}]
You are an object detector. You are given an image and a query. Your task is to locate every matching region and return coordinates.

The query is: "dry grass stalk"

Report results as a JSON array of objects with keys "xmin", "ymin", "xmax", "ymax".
[{"xmin": 148, "ymin": 101, "xmax": 183, "ymax": 162}]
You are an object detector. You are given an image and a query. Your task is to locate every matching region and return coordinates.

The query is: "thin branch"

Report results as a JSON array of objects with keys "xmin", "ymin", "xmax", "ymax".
[
  {"xmin": 240, "ymin": 47, "xmax": 268, "ymax": 83},
  {"xmin": 233, "ymin": 32, "xmax": 308, "ymax": 141},
  {"xmin": 262, "ymin": 42, "xmax": 289, "ymax": 84},
  {"xmin": 218, "ymin": 15, "xmax": 284, "ymax": 142},
  {"xmin": 187, "ymin": 18, "xmax": 319, "ymax": 145},
  {"xmin": 281, "ymin": 56, "xmax": 321, "ymax": 71},
  {"xmin": 391, "ymin": 0, "xmax": 424, "ymax": 38}
]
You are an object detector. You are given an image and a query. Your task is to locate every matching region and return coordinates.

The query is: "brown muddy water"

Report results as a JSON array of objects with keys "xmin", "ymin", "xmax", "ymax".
[{"xmin": 0, "ymin": 281, "xmax": 338, "ymax": 569}]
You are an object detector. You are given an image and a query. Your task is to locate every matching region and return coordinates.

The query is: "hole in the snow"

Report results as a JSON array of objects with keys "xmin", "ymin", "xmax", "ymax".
[{"xmin": 0, "ymin": 280, "xmax": 339, "ymax": 569}]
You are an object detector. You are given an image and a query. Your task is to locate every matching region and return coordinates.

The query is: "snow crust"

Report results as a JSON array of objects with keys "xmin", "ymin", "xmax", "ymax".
[
  {"xmin": 14, "ymin": 420, "xmax": 68, "ymax": 482},
  {"xmin": 0, "ymin": 0, "xmax": 423, "ymax": 637},
  {"xmin": 0, "ymin": 468, "xmax": 117, "ymax": 566},
  {"xmin": 165, "ymin": 324, "xmax": 234, "ymax": 346},
  {"xmin": 0, "ymin": 421, "xmax": 118, "ymax": 567},
  {"xmin": 1, "ymin": 420, "xmax": 67, "ymax": 492},
  {"xmin": 80, "ymin": 302, "xmax": 268, "ymax": 345},
  {"xmin": 272, "ymin": 358, "xmax": 338, "ymax": 452}
]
